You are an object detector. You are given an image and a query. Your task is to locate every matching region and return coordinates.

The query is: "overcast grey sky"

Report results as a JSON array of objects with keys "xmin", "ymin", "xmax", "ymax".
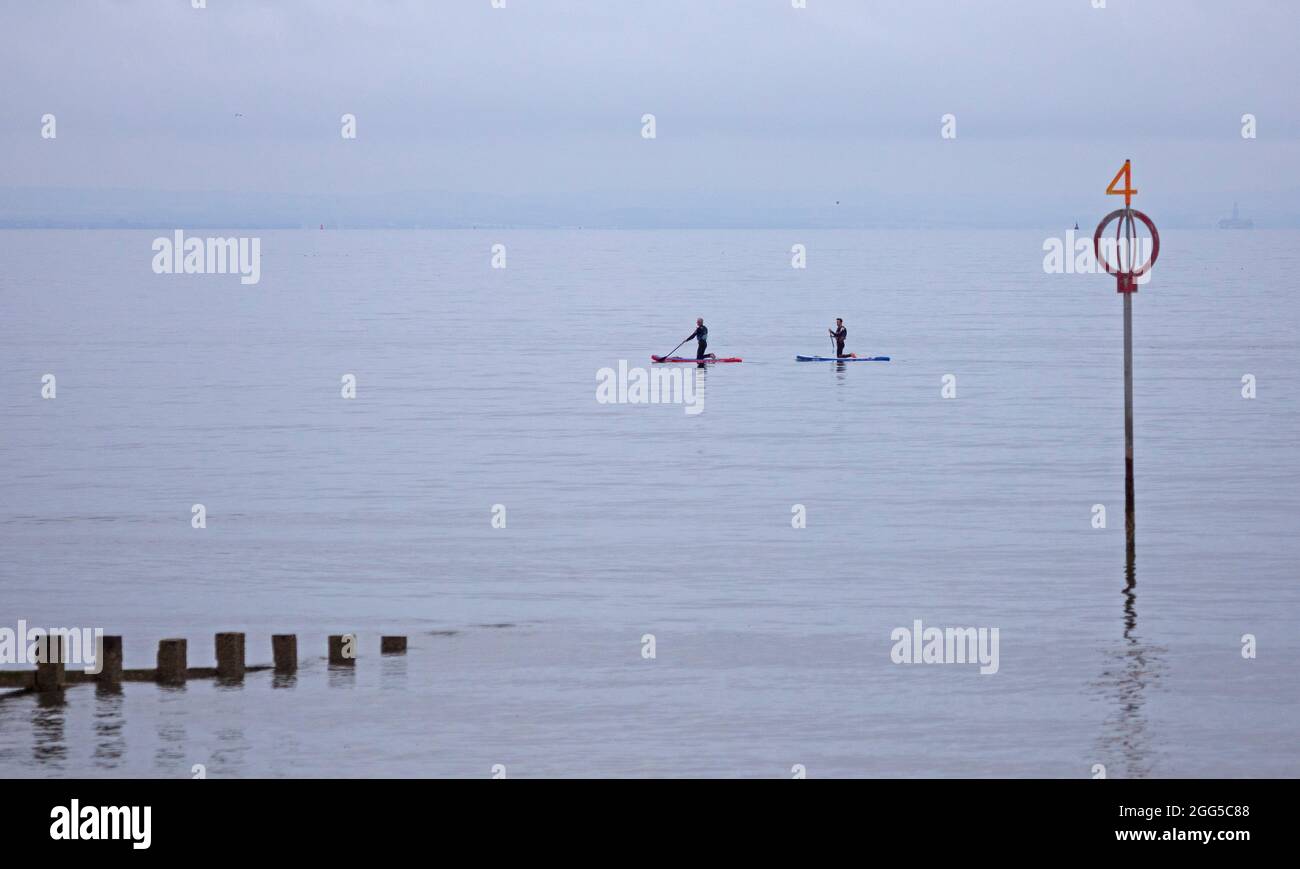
[{"xmin": 2, "ymin": 0, "xmax": 1297, "ymax": 226}]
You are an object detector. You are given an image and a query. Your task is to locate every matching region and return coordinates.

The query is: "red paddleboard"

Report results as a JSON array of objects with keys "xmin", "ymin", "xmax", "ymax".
[{"xmin": 651, "ymin": 355, "xmax": 742, "ymax": 364}]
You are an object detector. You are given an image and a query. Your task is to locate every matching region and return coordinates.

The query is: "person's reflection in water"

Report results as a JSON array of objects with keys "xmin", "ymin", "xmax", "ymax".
[
  {"xmin": 93, "ymin": 683, "xmax": 127, "ymax": 770},
  {"xmin": 687, "ymin": 366, "xmax": 708, "ymax": 419}
]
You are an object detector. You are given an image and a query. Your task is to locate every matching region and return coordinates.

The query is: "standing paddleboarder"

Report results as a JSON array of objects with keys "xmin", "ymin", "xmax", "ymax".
[{"xmin": 828, "ymin": 318, "xmax": 856, "ymax": 359}]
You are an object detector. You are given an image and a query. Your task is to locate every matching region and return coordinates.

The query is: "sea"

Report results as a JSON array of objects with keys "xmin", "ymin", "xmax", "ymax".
[{"xmin": 1, "ymin": 228, "xmax": 1297, "ymax": 777}]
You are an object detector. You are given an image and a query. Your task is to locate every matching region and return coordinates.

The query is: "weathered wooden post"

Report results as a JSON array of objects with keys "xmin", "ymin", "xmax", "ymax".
[
  {"xmin": 272, "ymin": 634, "xmax": 298, "ymax": 673},
  {"xmin": 381, "ymin": 636, "xmax": 407, "ymax": 654},
  {"xmin": 156, "ymin": 638, "xmax": 188, "ymax": 683},
  {"xmin": 215, "ymin": 632, "xmax": 245, "ymax": 679},
  {"xmin": 99, "ymin": 635, "xmax": 123, "ymax": 683},
  {"xmin": 328, "ymin": 634, "xmax": 356, "ymax": 665},
  {"xmin": 1094, "ymin": 160, "xmax": 1160, "ymax": 559},
  {"xmin": 34, "ymin": 633, "xmax": 66, "ymax": 692}
]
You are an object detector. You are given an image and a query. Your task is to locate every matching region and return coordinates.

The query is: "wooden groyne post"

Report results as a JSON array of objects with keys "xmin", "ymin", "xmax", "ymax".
[
  {"xmin": 100, "ymin": 635, "xmax": 123, "ymax": 683},
  {"xmin": 34, "ymin": 634, "xmax": 65, "ymax": 692},
  {"xmin": 215, "ymin": 632, "xmax": 246, "ymax": 679},
  {"xmin": 329, "ymin": 634, "xmax": 357, "ymax": 665},
  {"xmin": 272, "ymin": 634, "xmax": 298, "ymax": 673},
  {"xmin": 156, "ymin": 638, "xmax": 188, "ymax": 684}
]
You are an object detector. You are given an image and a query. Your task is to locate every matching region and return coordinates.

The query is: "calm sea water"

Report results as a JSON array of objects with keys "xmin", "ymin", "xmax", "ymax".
[{"xmin": 1, "ymin": 228, "xmax": 1297, "ymax": 778}]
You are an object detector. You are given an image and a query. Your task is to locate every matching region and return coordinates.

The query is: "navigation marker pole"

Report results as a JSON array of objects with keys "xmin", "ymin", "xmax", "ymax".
[{"xmin": 1093, "ymin": 160, "xmax": 1160, "ymax": 556}]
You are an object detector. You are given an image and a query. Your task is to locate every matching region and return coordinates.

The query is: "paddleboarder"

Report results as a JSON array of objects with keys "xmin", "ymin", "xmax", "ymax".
[
  {"xmin": 828, "ymin": 318, "xmax": 856, "ymax": 358},
  {"xmin": 653, "ymin": 319, "xmax": 738, "ymax": 363},
  {"xmin": 688, "ymin": 318, "xmax": 715, "ymax": 361}
]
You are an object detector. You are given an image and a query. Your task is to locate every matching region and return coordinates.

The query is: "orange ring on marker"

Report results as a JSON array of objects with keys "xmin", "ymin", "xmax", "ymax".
[{"xmin": 1093, "ymin": 208, "xmax": 1160, "ymax": 294}]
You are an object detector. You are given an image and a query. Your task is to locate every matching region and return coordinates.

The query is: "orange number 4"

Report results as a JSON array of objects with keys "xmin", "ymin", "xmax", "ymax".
[{"xmin": 1106, "ymin": 160, "xmax": 1136, "ymax": 207}]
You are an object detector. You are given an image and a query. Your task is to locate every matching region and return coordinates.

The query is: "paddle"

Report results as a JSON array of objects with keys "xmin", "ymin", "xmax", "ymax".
[{"xmin": 657, "ymin": 336, "xmax": 691, "ymax": 362}]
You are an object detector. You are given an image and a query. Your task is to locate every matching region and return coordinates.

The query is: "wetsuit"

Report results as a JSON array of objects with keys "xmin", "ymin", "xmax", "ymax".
[
  {"xmin": 832, "ymin": 325, "xmax": 847, "ymax": 357},
  {"xmin": 691, "ymin": 324, "xmax": 708, "ymax": 359}
]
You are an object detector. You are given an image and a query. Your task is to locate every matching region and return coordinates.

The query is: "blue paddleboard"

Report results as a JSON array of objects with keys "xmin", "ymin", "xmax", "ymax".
[{"xmin": 796, "ymin": 355, "xmax": 890, "ymax": 362}]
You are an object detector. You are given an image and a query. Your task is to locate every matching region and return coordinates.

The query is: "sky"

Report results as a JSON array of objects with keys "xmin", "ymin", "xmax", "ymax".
[{"xmin": 1, "ymin": 0, "xmax": 1298, "ymax": 227}]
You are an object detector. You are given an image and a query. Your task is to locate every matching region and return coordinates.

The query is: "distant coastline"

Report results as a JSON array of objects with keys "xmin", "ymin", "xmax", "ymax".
[{"xmin": 3, "ymin": 187, "xmax": 1298, "ymax": 230}]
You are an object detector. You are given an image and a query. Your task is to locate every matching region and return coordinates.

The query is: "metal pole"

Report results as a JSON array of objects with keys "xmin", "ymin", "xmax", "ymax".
[
  {"xmin": 1095, "ymin": 188, "xmax": 1156, "ymax": 579},
  {"xmin": 1123, "ymin": 291, "xmax": 1135, "ymax": 548}
]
